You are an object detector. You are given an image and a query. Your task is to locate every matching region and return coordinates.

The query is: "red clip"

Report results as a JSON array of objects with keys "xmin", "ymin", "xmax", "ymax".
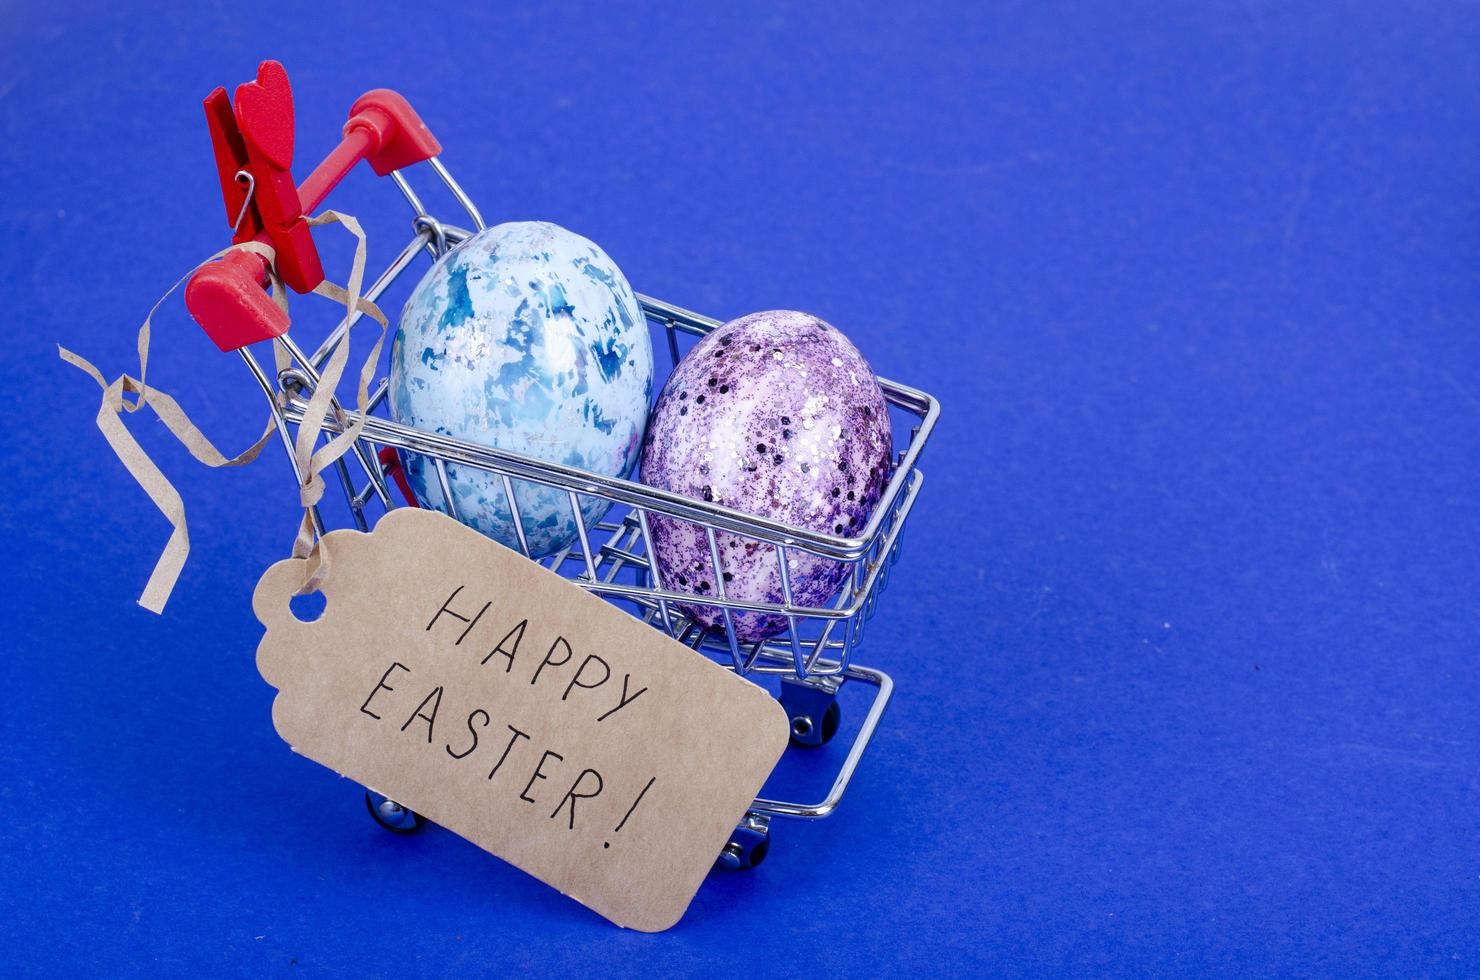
[
  {"xmin": 187, "ymin": 60, "xmax": 443, "ymax": 352},
  {"xmin": 204, "ymin": 86, "xmax": 259, "ymax": 241},
  {"xmin": 224, "ymin": 61, "xmax": 324, "ymax": 294}
]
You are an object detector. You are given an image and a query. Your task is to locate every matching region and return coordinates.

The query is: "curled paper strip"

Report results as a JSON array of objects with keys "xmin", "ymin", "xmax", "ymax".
[
  {"xmin": 59, "ymin": 211, "xmax": 387, "ymax": 613},
  {"xmin": 285, "ymin": 212, "xmax": 390, "ymax": 597}
]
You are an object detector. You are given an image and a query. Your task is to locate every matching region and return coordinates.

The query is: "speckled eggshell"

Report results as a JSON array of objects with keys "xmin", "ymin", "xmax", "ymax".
[
  {"xmin": 389, "ymin": 221, "xmax": 653, "ymax": 558},
  {"xmin": 640, "ymin": 310, "xmax": 892, "ymax": 641}
]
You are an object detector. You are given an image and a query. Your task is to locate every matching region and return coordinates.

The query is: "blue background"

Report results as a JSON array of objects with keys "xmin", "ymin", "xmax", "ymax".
[{"xmin": 2, "ymin": 1, "xmax": 1476, "ymax": 975}]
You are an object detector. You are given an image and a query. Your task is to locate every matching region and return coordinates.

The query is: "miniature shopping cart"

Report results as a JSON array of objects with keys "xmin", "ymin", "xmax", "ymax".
[{"xmin": 185, "ymin": 62, "xmax": 940, "ymax": 870}]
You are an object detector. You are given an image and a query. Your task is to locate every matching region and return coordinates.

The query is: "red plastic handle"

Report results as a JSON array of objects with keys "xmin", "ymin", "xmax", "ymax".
[
  {"xmin": 186, "ymin": 61, "xmax": 444, "ymax": 353},
  {"xmin": 184, "ymin": 249, "xmax": 288, "ymax": 352},
  {"xmin": 349, "ymin": 89, "xmax": 442, "ymax": 177}
]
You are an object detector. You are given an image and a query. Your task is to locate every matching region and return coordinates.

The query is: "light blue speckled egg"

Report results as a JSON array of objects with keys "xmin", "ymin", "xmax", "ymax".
[{"xmin": 388, "ymin": 221, "xmax": 653, "ymax": 558}]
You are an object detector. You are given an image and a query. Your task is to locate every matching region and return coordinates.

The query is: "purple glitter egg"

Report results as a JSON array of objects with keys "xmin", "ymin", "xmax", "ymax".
[{"xmin": 639, "ymin": 310, "xmax": 893, "ymax": 642}]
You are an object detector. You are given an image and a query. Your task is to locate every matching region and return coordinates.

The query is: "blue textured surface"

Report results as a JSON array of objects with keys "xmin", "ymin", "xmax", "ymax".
[
  {"xmin": 391, "ymin": 220, "xmax": 652, "ymax": 557},
  {"xmin": 3, "ymin": 2, "xmax": 1478, "ymax": 975}
]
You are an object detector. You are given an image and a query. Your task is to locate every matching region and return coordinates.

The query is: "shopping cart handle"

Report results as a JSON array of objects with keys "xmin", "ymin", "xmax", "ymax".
[
  {"xmin": 187, "ymin": 59, "xmax": 444, "ymax": 353},
  {"xmin": 347, "ymin": 89, "xmax": 442, "ymax": 177},
  {"xmin": 184, "ymin": 248, "xmax": 289, "ymax": 352},
  {"xmin": 295, "ymin": 87, "xmax": 441, "ymax": 211}
]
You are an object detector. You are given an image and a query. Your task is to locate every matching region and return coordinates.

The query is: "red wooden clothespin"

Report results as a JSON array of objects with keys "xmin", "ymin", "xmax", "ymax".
[{"xmin": 185, "ymin": 60, "xmax": 442, "ymax": 352}]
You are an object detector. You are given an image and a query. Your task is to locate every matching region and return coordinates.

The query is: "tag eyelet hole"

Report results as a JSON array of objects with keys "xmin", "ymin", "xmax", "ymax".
[{"xmin": 289, "ymin": 591, "xmax": 326, "ymax": 623}]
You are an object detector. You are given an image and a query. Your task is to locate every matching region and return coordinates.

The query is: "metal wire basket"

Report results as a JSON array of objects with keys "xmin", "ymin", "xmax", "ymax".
[{"xmin": 203, "ymin": 72, "xmax": 939, "ymax": 868}]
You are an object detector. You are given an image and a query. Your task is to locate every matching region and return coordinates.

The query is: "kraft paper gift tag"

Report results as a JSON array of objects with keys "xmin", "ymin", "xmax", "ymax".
[{"xmin": 254, "ymin": 507, "xmax": 791, "ymax": 932}]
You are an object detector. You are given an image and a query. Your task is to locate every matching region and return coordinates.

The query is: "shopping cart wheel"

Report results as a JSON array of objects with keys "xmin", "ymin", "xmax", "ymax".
[
  {"xmin": 780, "ymin": 676, "xmax": 843, "ymax": 748},
  {"xmin": 788, "ymin": 700, "xmax": 841, "ymax": 748},
  {"xmin": 365, "ymin": 790, "xmax": 425, "ymax": 834},
  {"xmin": 715, "ymin": 814, "xmax": 770, "ymax": 871}
]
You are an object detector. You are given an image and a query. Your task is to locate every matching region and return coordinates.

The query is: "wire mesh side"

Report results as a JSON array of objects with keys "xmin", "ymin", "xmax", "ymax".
[{"xmin": 257, "ymin": 167, "xmax": 934, "ymax": 680}]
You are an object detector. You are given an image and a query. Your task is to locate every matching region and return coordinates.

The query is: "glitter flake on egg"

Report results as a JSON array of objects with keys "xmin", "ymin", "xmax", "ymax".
[
  {"xmin": 389, "ymin": 221, "xmax": 654, "ymax": 558},
  {"xmin": 640, "ymin": 310, "xmax": 893, "ymax": 642}
]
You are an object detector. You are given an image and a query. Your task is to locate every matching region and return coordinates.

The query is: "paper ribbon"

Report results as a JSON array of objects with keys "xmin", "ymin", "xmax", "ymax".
[
  {"xmin": 59, "ymin": 212, "xmax": 388, "ymax": 613},
  {"xmin": 288, "ymin": 211, "xmax": 389, "ymax": 597}
]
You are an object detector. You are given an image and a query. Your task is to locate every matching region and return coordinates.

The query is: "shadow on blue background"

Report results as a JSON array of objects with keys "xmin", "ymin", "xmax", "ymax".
[{"xmin": 2, "ymin": 1, "xmax": 1477, "ymax": 975}]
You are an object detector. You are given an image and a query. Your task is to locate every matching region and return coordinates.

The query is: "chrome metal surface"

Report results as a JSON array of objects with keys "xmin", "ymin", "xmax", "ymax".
[
  {"xmin": 231, "ymin": 170, "xmax": 255, "ymax": 236},
  {"xmin": 242, "ymin": 158, "xmax": 936, "ymax": 827},
  {"xmin": 365, "ymin": 790, "xmax": 424, "ymax": 833}
]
